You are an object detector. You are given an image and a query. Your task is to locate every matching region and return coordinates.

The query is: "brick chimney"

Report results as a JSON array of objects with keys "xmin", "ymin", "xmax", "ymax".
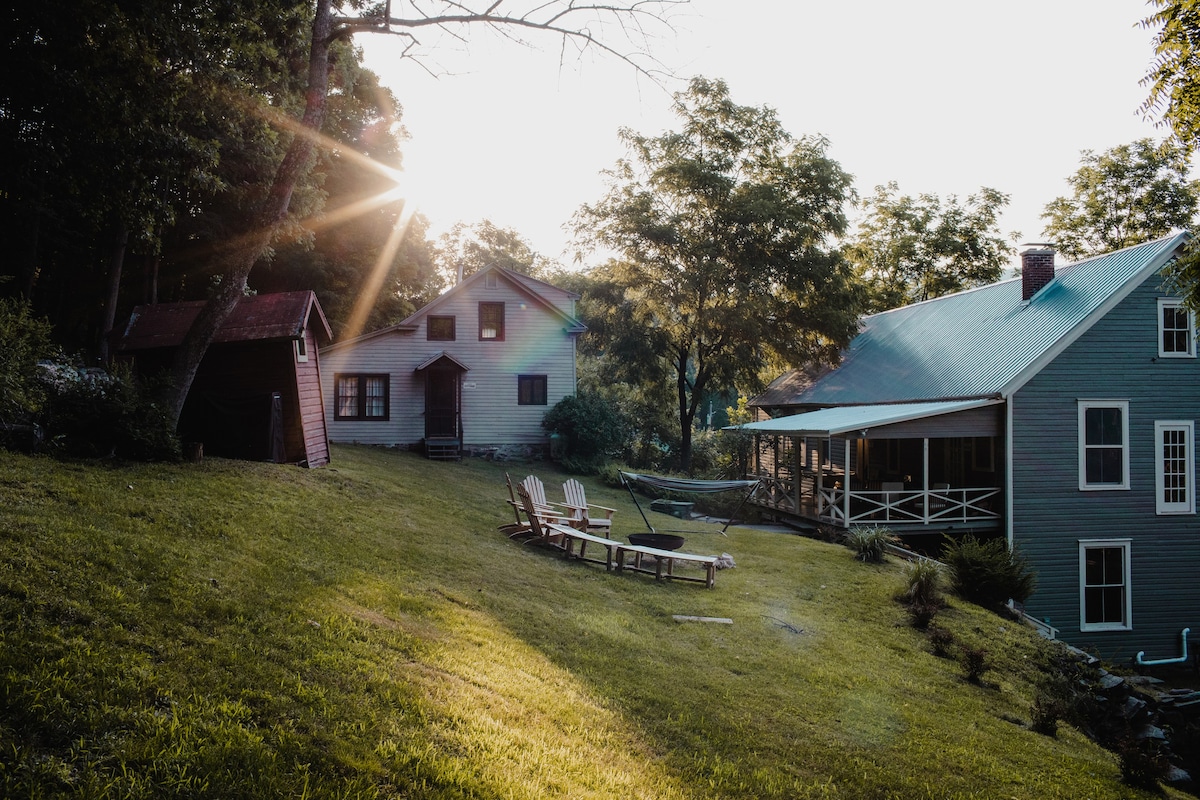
[{"xmin": 1020, "ymin": 243, "xmax": 1056, "ymax": 301}]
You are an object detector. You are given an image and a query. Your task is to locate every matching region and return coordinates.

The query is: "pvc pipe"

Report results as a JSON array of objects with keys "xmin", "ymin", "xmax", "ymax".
[{"xmin": 1135, "ymin": 627, "xmax": 1191, "ymax": 666}]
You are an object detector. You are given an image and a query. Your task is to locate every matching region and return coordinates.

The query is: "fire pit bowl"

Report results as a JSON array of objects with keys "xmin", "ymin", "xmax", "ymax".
[{"xmin": 627, "ymin": 533, "xmax": 686, "ymax": 551}]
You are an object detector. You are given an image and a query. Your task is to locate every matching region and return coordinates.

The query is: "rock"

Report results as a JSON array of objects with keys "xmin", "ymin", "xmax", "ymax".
[{"xmin": 1098, "ymin": 673, "xmax": 1126, "ymax": 690}]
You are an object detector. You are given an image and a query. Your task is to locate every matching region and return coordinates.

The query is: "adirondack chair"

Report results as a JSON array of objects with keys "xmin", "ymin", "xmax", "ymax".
[
  {"xmin": 500, "ymin": 472, "xmax": 533, "ymax": 538},
  {"xmin": 514, "ymin": 483, "xmax": 569, "ymax": 550},
  {"xmin": 562, "ymin": 478, "xmax": 616, "ymax": 534},
  {"xmin": 520, "ymin": 475, "xmax": 572, "ymax": 520}
]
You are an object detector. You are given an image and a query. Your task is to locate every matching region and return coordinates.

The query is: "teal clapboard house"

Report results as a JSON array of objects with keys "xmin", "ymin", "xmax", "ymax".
[{"xmin": 736, "ymin": 233, "xmax": 1198, "ymax": 662}]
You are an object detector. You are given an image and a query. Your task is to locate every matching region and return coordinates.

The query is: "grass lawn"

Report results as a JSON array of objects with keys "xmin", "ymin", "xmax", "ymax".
[{"xmin": 0, "ymin": 443, "xmax": 1185, "ymax": 799}]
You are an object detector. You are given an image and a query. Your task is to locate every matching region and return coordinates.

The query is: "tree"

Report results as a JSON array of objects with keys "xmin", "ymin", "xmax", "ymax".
[
  {"xmin": 573, "ymin": 77, "xmax": 862, "ymax": 472},
  {"xmin": 433, "ymin": 220, "xmax": 553, "ymax": 289},
  {"xmin": 1139, "ymin": 2, "xmax": 1200, "ymax": 310},
  {"xmin": 161, "ymin": 0, "xmax": 682, "ymax": 427},
  {"xmin": 1040, "ymin": 138, "xmax": 1199, "ymax": 261},
  {"xmin": 847, "ymin": 182, "xmax": 1015, "ymax": 313}
]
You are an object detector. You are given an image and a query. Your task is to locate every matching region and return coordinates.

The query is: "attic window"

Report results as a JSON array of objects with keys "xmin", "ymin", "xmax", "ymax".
[
  {"xmin": 428, "ymin": 315, "xmax": 455, "ymax": 341},
  {"xmin": 479, "ymin": 302, "xmax": 504, "ymax": 341},
  {"xmin": 1158, "ymin": 298, "xmax": 1195, "ymax": 358}
]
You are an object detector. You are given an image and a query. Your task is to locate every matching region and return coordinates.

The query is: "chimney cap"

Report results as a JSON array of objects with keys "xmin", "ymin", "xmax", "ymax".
[{"xmin": 1019, "ymin": 242, "xmax": 1056, "ymax": 255}]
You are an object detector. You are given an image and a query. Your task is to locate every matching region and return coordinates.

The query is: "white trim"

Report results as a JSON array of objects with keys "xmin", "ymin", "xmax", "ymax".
[
  {"xmin": 1078, "ymin": 400, "xmax": 1130, "ymax": 491},
  {"xmin": 1157, "ymin": 297, "xmax": 1196, "ymax": 358},
  {"xmin": 294, "ymin": 336, "xmax": 308, "ymax": 363},
  {"xmin": 1155, "ymin": 420, "xmax": 1195, "ymax": 514},
  {"xmin": 1079, "ymin": 539, "xmax": 1132, "ymax": 632}
]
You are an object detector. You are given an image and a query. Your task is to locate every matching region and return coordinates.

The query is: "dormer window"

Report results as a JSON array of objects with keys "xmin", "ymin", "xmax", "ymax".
[{"xmin": 1158, "ymin": 298, "xmax": 1195, "ymax": 358}]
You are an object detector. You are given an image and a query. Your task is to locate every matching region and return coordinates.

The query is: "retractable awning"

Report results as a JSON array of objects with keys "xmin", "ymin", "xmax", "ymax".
[{"xmin": 725, "ymin": 398, "xmax": 1002, "ymax": 437}]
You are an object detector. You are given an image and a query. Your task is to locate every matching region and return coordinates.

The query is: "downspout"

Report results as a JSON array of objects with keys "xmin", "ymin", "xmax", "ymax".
[
  {"xmin": 1005, "ymin": 396, "xmax": 1014, "ymax": 548},
  {"xmin": 922, "ymin": 437, "xmax": 930, "ymax": 524},
  {"xmin": 1135, "ymin": 628, "xmax": 1191, "ymax": 667}
]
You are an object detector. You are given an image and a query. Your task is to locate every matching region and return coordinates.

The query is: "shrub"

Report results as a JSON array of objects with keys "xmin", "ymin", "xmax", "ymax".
[
  {"xmin": 927, "ymin": 625, "xmax": 956, "ymax": 658},
  {"xmin": 940, "ymin": 534, "xmax": 1036, "ymax": 612},
  {"xmin": 1116, "ymin": 733, "xmax": 1168, "ymax": 792},
  {"xmin": 37, "ymin": 362, "xmax": 180, "ymax": 461},
  {"xmin": 844, "ymin": 526, "xmax": 898, "ymax": 563},
  {"xmin": 961, "ymin": 645, "xmax": 990, "ymax": 685},
  {"xmin": 542, "ymin": 392, "xmax": 630, "ymax": 473},
  {"xmin": 903, "ymin": 558, "xmax": 943, "ymax": 607},
  {"xmin": 0, "ymin": 298, "xmax": 60, "ymax": 430},
  {"xmin": 907, "ymin": 601, "xmax": 940, "ymax": 630}
]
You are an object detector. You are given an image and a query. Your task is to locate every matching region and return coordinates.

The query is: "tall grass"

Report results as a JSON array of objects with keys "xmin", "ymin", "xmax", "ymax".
[{"xmin": 0, "ymin": 445, "xmax": 1181, "ymax": 799}]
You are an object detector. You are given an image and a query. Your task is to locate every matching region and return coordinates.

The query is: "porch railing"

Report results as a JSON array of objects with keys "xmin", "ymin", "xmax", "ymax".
[{"xmin": 753, "ymin": 479, "xmax": 1000, "ymax": 527}]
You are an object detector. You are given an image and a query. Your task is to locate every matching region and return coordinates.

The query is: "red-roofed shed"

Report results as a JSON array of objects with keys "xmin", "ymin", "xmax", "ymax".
[{"xmin": 117, "ymin": 291, "xmax": 332, "ymax": 467}]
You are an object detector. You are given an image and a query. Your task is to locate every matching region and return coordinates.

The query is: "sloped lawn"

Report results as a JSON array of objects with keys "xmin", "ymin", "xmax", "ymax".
[{"xmin": 0, "ymin": 444, "xmax": 1184, "ymax": 798}]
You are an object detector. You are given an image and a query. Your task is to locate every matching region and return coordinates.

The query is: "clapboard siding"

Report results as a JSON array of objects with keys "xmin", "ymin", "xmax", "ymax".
[
  {"xmin": 1013, "ymin": 276, "xmax": 1200, "ymax": 661},
  {"xmin": 322, "ymin": 268, "xmax": 579, "ymax": 449}
]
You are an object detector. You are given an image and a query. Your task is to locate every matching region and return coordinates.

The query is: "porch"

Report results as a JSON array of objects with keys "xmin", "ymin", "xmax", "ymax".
[{"xmin": 734, "ymin": 400, "xmax": 1005, "ymax": 532}]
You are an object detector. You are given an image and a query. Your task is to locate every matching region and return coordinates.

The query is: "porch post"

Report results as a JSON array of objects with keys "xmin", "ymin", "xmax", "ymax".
[
  {"xmin": 816, "ymin": 439, "xmax": 824, "ymax": 517},
  {"xmin": 792, "ymin": 436, "xmax": 801, "ymax": 511},
  {"xmin": 843, "ymin": 437, "xmax": 851, "ymax": 525},
  {"xmin": 922, "ymin": 437, "xmax": 930, "ymax": 523}
]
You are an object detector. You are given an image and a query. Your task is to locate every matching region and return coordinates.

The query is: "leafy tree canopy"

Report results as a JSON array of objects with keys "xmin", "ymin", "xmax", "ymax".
[
  {"xmin": 1041, "ymin": 138, "xmax": 1198, "ymax": 261},
  {"xmin": 433, "ymin": 220, "xmax": 555, "ymax": 289},
  {"xmin": 573, "ymin": 77, "xmax": 862, "ymax": 471},
  {"xmin": 847, "ymin": 182, "xmax": 1015, "ymax": 313}
]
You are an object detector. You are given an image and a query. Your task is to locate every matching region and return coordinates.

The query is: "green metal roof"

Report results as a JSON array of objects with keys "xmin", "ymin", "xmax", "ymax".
[
  {"xmin": 761, "ymin": 233, "xmax": 1189, "ymax": 407},
  {"xmin": 729, "ymin": 399, "xmax": 1002, "ymax": 437}
]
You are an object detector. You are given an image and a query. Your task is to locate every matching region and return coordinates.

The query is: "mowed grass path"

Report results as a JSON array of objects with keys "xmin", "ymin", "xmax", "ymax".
[{"xmin": 0, "ymin": 444, "xmax": 1181, "ymax": 799}]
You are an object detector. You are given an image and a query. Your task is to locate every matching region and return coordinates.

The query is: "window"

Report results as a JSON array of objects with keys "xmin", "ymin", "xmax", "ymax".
[
  {"xmin": 294, "ymin": 336, "xmax": 308, "ymax": 363},
  {"xmin": 518, "ymin": 375, "xmax": 547, "ymax": 406},
  {"xmin": 484, "ymin": 271, "xmax": 500, "ymax": 289},
  {"xmin": 427, "ymin": 315, "xmax": 456, "ymax": 341},
  {"xmin": 1158, "ymin": 298, "xmax": 1195, "ymax": 358},
  {"xmin": 1078, "ymin": 400, "xmax": 1129, "ymax": 490},
  {"xmin": 479, "ymin": 302, "xmax": 505, "ymax": 341},
  {"xmin": 1079, "ymin": 540, "xmax": 1132, "ymax": 631},
  {"xmin": 334, "ymin": 374, "xmax": 389, "ymax": 420},
  {"xmin": 1156, "ymin": 421, "xmax": 1195, "ymax": 514}
]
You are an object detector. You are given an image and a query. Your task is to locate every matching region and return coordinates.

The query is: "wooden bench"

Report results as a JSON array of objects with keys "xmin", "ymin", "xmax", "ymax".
[
  {"xmin": 614, "ymin": 544, "xmax": 718, "ymax": 589},
  {"xmin": 546, "ymin": 523, "xmax": 623, "ymax": 570}
]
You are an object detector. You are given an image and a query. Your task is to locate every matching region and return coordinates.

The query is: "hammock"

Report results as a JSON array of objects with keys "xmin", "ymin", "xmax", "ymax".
[{"xmin": 619, "ymin": 472, "xmax": 760, "ymax": 535}]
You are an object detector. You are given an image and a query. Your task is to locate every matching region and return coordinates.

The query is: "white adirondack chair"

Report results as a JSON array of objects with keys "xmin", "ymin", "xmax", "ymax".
[{"xmin": 562, "ymin": 478, "xmax": 616, "ymax": 534}]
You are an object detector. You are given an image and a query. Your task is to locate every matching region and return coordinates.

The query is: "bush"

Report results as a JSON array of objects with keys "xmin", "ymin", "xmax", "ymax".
[
  {"xmin": 903, "ymin": 558, "xmax": 944, "ymax": 607},
  {"xmin": 927, "ymin": 625, "xmax": 956, "ymax": 658},
  {"xmin": 37, "ymin": 362, "xmax": 180, "ymax": 461},
  {"xmin": 961, "ymin": 645, "xmax": 990, "ymax": 685},
  {"xmin": 542, "ymin": 392, "xmax": 630, "ymax": 473},
  {"xmin": 844, "ymin": 526, "xmax": 898, "ymax": 563},
  {"xmin": 0, "ymin": 298, "xmax": 60, "ymax": 430},
  {"xmin": 940, "ymin": 534, "xmax": 1036, "ymax": 612}
]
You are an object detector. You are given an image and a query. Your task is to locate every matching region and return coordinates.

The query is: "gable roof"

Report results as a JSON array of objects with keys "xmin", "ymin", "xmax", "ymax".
[
  {"xmin": 118, "ymin": 291, "xmax": 332, "ymax": 352},
  {"xmin": 325, "ymin": 264, "xmax": 585, "ymax": 352},
  {"xmin": 757, "ymin": 233, "xmax": 1190, "ymax": 408}
]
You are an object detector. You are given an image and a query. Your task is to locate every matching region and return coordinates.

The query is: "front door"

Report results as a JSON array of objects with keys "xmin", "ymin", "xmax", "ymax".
[{"xmin": 425, "ymin": 367, "xmax": 460, "ymax": 439}]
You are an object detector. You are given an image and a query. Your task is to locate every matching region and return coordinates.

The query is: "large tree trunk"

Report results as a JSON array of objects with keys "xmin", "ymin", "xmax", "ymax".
[{"xmin": 161, "ymin": 0, "xmax": 334, "ymax": 426}]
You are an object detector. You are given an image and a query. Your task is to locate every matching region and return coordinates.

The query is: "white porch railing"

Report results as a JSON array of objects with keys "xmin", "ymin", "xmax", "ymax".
[{"xmin": 817, "ymin": 486, "xmax": 1001, "ymax": 526}]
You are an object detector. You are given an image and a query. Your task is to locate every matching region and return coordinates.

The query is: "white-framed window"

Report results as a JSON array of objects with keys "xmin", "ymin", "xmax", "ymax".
[
  {"xmin": 294, "ymin": 336, "xmax": 308, "ymax": 363},
  {"xmin": 1079, "ymin": 539, "xmax": 1132, "ymax": 631},
  {"xmin": 1158, "ymin": 298, "xmax": 1195, "ymax": 358},
  {"xmin": 1078, "ymin": 400, "xmax": 1130, "ymax": 490},
  {"xmin": 1155, "ymin": 420, "xmax": 1195, "ymax": 514}
]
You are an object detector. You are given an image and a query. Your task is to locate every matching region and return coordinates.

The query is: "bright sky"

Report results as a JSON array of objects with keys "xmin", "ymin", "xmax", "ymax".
[{"xmin": 359, "ymin": 0, "xmax": 1168, "ymax": 269}]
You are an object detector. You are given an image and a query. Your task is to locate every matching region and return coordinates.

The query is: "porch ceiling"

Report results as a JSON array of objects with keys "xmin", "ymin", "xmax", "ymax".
[{"xmin": 728, "ymin": 398, "xmax": 1003, "ymax": 437}]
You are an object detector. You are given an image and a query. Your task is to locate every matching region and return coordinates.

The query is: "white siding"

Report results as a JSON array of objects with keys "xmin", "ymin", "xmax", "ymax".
[{"xmin": 321, "ymin": 272, "xmax": 578, "ymax": 449}]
